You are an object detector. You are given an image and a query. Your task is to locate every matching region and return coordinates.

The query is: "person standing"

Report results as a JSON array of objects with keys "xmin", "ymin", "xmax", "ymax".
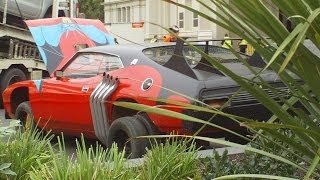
[
  {"xmin": 150, "ymin": 35, "xmax": 158, "ymax": 43},
  {"xmin": 221, "ymin": 33, "xmax": 233, "ymax": 49},
  {"xmin": 239, "ymin": 39, "xmax": 248, "ymax": 53},
  {"xmin": 164, "ymin": 25, "xmax": 179, "ymax": 42}
]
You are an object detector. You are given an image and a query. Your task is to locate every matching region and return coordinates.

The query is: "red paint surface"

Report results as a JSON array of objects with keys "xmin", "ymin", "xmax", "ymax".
[{"xmin": 148, "ymin": 95, "xmax": 190, "ymax": 133}]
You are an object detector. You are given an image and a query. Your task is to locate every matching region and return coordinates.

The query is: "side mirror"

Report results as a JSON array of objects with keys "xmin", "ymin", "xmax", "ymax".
[{"xmin": 55, "ymin": 70, "xmax": 63, "ymax": 78}]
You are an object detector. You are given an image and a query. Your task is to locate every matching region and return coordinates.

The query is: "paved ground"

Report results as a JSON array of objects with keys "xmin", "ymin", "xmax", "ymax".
[
  {"xmin": 0, "ymin": 109, "xmax": 244, "ymax": 163},
  {"xmin": 0, "ymin": 109, "xmax": 9, "ymax": 126}
]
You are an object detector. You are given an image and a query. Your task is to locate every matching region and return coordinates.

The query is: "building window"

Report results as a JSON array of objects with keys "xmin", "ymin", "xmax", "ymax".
[
  {"xmin": 127, "ymin": 7, "xmax": 131, "ymax": 22},
  {"xmin": 122, "ymin": 7, "xmax": 126, "ymax": 22},
  {"xmin": 179, "ymin": 12, "xmax": 184, "ymax": 28},
  {"xmin": 117, "ymin": 8, "xmax": 121, "ymax": 22},
  {"xmin": 116, "ymin": 6, "xmax": 131, "ymax": 23},
  {"xmin": 193, "ymin": 13, "xmax": 198, "ymax": 27}
]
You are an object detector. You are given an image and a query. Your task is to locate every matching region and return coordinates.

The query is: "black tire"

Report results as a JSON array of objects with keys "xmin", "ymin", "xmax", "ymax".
[
  {"xmin": 15, "ymin": 101, "xmax": 35, "ymax": 132},
  {"xmin": 134, "ymin": 114, "xmax": 159, "ymax": 135},
  {"xmin": 0, "ymin": 68, "xmax": 27, "ymax": 107},
  {"xmin": 107, "ymin": 116, "xmax": 149, "ymax": 158},
  {"xmin": 5, "ymin": 111, "xmax": 10, "ymax": 119},
  {"xmin": 134, "ymin": 114, "xmax": 160, "ymax": 147}
]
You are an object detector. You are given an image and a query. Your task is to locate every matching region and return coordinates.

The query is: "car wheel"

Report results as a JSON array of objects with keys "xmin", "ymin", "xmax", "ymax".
[
  {"xmin": 134, "ymin": 114, "xmax": 159, "ymax": 135},
  {"xmin": 107, "ymin": 116, "xmax": 149, "ymax": 158},
  {"xmin": 134, "ymin": 114, "xmax": 160, "ymax": 147},
  {"xmin": 15, "ymin": 101, "xmax": 35, "ymax": 132},
  {"xmin": 0, "ymin": 68, "xmax": 27, "ymax": 108}
]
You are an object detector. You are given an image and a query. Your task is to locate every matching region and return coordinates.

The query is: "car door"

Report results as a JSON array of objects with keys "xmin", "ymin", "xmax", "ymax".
[
  {"xmin": 32, "ymin": 76, "xmax": 100, "ymax": 137},
  {"xmin": 30, "ymin": 52, "xmax": 124, "ymax": 137}
]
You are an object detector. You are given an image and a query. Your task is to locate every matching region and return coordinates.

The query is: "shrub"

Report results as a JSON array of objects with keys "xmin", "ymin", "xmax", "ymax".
[
  {"xmin": 29, "ymin": 135, "xmax": 135, "ymax": 180},
  {"xmin": 138, "ymin": 138, "xmax": 202, "ymax": 180},
  {"xmin": 0, "ymin": 122, "xmax": 53, "ymax": 179}
]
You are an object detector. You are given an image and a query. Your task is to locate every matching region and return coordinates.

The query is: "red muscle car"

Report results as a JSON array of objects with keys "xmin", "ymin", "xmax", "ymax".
[{"xmin": 2, "ymin": 19, "xmax": 287, "ymax": 158}]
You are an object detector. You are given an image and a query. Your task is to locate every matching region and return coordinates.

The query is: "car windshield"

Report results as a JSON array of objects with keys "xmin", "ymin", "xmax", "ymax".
[
  {"xmin": 62, "ymin": 52, "xmax": 123, "ymax": 78},
  {"xmin": 143, "ymin": 45, "xmax": 248, "ymax": 66}
]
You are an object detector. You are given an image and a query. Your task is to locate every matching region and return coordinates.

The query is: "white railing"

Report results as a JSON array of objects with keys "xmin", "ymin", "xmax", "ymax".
[
  {"xmin": 2, "ymin": 0, "xmax": 9, "ymax": 24},
  {"xmin": 52, "ymin": 0, "xmax": 74, "ymax": 18}
]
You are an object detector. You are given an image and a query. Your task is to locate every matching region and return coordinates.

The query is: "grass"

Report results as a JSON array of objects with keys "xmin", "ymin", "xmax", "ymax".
[
  {"xmin": 0, "ymin": 126, "xmax": 53, "ymax": 179},
  {"xmin": 1, "ymin": 119, "xmax": 306, "ymax": 179},
  {"xmin": 139, "ymin": 138, "xmax": 201, "ymax": 180},
  {"xmin": 29, "ymin": 134, "xmax": 135, "ymax": 180}
]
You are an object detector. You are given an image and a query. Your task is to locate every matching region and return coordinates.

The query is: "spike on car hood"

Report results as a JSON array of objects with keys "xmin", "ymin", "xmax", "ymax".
[{"xmin": 25, "ymin": 18, "xmax": 115, "ymax": 75}]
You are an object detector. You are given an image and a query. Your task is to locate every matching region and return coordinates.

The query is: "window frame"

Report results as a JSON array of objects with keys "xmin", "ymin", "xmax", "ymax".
[
  {"xmin": 193, "ymin": 12, "xmax": 199, "ymax": 27},
  {"xmin": 116, "ymin": 6, "xmax": 131, "ymax": 23},
  {"xmin": 61, "ymin": 52, "xmax": 124, "ymax": 78},
  {"xmin": 178, "ymin": 12, "xmax": 184, "ymax": 28},
  {"xmin": 117, "ymin": 8, "xmax": 121, "ymax": 22},
  {"xmin": 126, "ymin": 6, "xmax": 131, "ymax": 23}
]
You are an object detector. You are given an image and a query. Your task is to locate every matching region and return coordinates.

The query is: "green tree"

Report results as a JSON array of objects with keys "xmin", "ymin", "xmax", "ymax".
[
  {"xmin": 79, "ymin": 0, "xmax": 104, "ymax": 21},
  {"xmin": 116, "ymin": 0, "xmax": 320, "ymax": 179},
  {"xmin": 163, "ymin": 0, "xmax": 320, "ymax": 179}
]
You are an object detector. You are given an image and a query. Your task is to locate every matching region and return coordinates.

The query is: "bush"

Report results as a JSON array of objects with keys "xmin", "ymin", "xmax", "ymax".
[
  {"xmin": 0, "ymin": 120, "xmax": 20, "ymax": 177},
  {"xmin": 0, "ymin": 121, "xmax": 53, "ymax": 179},
  {"xmin": 29, "ymin": 135, "xmax": 135, "ymax": 180},
  {"xmin": 139, "ymin": 138, "xmax": 202, "ymax": 180}
]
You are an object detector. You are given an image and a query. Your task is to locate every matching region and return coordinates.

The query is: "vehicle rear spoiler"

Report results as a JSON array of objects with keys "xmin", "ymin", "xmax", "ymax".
[
  {"xmin": 190, "ymin": 38, "xmax": 267, "ymax": 68},
  {"xmin": 163, "ymin": 38, "xmax": 266, "ymax": 79},
  {"xmin": 163, "ymin": 38, "xmax": 197, "ymax": 79}
]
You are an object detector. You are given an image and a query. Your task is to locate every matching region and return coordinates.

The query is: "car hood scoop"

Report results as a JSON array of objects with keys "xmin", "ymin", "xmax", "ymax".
[{"xmin": 25, "ymin": 18, "xmax": 115, "ymax": 75}]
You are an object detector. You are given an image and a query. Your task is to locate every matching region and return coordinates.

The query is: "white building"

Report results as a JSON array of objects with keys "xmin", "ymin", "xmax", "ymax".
[{"xmin": 103, "ymin": 0, "xmax": 228, "ymax": 44}]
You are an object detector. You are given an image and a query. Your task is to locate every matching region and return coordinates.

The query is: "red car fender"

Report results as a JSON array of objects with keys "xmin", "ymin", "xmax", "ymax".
[
  {"xmin": 2, "ymin": 81, "xmax": 35, "ymax": 117},
  {"xmin": 148, "ymin": 95, "xmax": 191, "ymax": 134},
  {"xmin": 107, "ymin": 65, "xmax": 163, "ymax": 122}
]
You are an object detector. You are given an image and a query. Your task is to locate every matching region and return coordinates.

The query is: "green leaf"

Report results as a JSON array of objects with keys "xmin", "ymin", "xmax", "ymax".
[
  {"xmin": 279, "ymin": 8, "xmax": 320, "ymax": 73},
  {"xmin": 143, "ymin": 135, "xmax": 307, "ymax": 173},
  {"xmin": 315, "ymin": 33, "xmax": 320, "ymax": 47},
  {"xmin": 304, "ymin": 149, "xmax": 320, "ymax": 180},
  {"xmin": 0, "ymin": 169, "xmax": 17, "ymax": 176},
  {"xmin": 244, "ymin": 122, "xmax": 320, "ymax": 141},
  {"xmin": 214, "ymin": 174, "xmax": 298, "ymax": 180},
  {"xmin": 0, "ymin": 163, "xmax": 12, "ymax": 171},
  {"xmin": 261, "ymin": 23, "xmax": 302, "ymax": 72}
]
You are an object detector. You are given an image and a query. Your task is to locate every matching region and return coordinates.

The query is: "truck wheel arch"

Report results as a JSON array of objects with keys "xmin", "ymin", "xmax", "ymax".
[
  {"xmin": 10, "ymin": 87, "xmax": 29, "ymax": 115},
  {"xmin": 0, "ymin": 68, "xmax": 27, "ymax": 107}
]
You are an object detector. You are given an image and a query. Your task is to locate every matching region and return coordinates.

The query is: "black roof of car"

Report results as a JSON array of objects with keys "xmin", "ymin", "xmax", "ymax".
[{"xmin": 76, "ymin": 39, "xmax": 281, "ymax": 83}]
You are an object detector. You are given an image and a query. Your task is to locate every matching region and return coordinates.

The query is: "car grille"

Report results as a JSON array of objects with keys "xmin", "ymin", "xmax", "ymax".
[
  {"xmin": 201, "ymin": 83, "xmax": 290, "ymax": 107},
  {"xmin": 182, "ymin": 83, "xmax": 290, "ymax": 133},
  {"xmin": 231, "ymin": 86, "xmax": 289, "ymax": 106}
]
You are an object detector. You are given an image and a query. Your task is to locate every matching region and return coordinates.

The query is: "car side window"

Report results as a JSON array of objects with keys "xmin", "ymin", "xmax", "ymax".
[{"xmin": 63, "ymin": 52, "xmax": 123, "ymax": 78}]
